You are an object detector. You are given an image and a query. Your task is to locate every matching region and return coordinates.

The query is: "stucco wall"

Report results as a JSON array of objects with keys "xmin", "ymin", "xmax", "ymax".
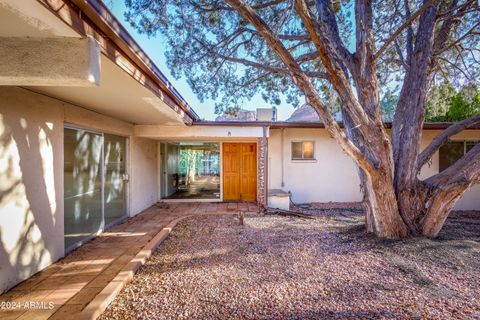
[
  {"xmin": 130, "ymin": 137, "xmax": 159, "ymax": 215},
  {"xmin": 0, "ymin": 87, "xmax": 160, "ymax": 293},
  {"xmin": 0, "ymin": 87, "xmax": 64, "ymax": 293},
  {"xmin": 268, "ymin": 127, "xmax": 480, "ymax": 209},
  {"xmin": 268, "ymin": 128, "xmax": 362, "ymax": 203}
]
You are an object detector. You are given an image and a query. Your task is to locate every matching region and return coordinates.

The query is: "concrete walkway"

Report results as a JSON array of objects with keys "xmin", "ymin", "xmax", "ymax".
[{"xmin": 0, "ymin": 202, "xmax": 259, "ymax": 320}]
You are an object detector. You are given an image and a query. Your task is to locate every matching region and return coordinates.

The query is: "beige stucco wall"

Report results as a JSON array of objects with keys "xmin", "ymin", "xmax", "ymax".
[
  {"xmin": 135, "ymin": 124, "xmax": 266, "ymax": 140},
  {"xmin": 130, "ymin": 137, "xmax": 159, "ymax": 216},
  {"xmin": 0, "ymin": 87, "xmax": 160, "ymax": 293},
  {"xmin": 0, "ymin": 87, "xmax": 64, "ymax": 294},
  {"xmin": 268, "ymin": 128, "xmax": 362, "ymax": 203},
  {"xmin": 268, "ymin": 127, "xmax": 480, "ymax": 209}
]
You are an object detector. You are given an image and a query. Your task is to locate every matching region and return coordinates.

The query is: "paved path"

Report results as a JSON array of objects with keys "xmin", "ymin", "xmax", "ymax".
[{"xmin": 0, "ymin": 202, "xmax": 259, "ymax": 319}]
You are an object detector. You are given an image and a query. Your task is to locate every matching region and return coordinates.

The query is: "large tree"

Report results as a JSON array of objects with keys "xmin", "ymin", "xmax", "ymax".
[{"xmin": 124, "ymin": 0, "xmax": 480, "ymax": 238}]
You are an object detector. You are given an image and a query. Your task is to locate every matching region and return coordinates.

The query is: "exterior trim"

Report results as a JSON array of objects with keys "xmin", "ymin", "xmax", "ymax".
[{"xmin": 193, "ymin": 120, "xmax": 480, "ymax": 130}]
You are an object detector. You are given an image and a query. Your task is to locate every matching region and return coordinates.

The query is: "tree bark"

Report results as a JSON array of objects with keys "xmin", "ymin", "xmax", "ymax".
[
  {"xmin": 392, "ymin": 2, "xmax": 440, "ymax": 234},
  {"xmin": 420, "ymin": 143, "xmax": 480, "ymax": 236}
]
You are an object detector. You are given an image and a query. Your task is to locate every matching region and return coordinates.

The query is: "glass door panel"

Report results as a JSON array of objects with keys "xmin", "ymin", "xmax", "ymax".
[
  {"xmin": 64, "ymin": 128, "xmax": 103, "ymax": 249},
  {"xmin": 103, "ymin": 134, "xmax": 127, "ymax": 226},
  {"xmin": 164, "ymin": 142, "xmax": 220, "ymax": 199}
]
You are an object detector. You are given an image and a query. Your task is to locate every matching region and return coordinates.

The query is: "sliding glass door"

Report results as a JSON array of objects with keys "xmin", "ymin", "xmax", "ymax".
[
  {"xmin": 104, "ymin": 134, "xmax": 127, "ymax": 226},
  {"xmin": 64, "ymin": 127, "xmax": 127, "ymax": 251}
]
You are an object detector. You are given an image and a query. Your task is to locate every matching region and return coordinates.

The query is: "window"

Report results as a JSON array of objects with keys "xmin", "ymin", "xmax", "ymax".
[
  {"xmin": 163, "ymin": 142, "xmax": 220, "ymax": 200},
  {"xmin": 439, "ymin": 140, "xmax": 478, "ymax": 172},
  {"xmin": 292, "ymin": 141, "xmax": 315, "ymax": 160}
]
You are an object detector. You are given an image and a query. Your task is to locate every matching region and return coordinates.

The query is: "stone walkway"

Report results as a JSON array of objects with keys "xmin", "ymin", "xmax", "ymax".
[{"xmin": 0, "ymin": 202, "xmax": 259, "ymax": 320}]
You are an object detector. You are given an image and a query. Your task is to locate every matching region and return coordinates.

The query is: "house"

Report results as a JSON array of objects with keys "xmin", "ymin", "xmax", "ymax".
[{"xmin": 0, "ymin": 0, "xmax": 479, "ymax": 294}]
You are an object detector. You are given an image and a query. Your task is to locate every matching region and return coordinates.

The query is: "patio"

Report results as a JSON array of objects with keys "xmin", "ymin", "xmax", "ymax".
[{"xmin": 0, "ymin": 202, "xmax": 258, "ymax": 320}]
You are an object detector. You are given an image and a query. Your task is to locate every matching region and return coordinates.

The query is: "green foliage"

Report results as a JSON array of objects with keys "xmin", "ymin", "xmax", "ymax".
[
  {"xmin": 381, "ymin": 89, "xmax": 399, "ymax": 122},
  {"xmin": 178, "ymin": 149, "xmax": 219, "ymax": 176},
  {"xmin": 425, "ymin": 82, "xmax": 456, "ymax": 120},
  {"xmin": 426, "ymin": 83, "xmax": 480, "ymax": 122}
]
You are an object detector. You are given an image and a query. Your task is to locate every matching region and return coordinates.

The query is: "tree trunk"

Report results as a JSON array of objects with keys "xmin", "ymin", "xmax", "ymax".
[
  {"xmin": 392, "ymin": 2, "xmax": 439, "ymax": 234},
  {"xmin": 365, "ymin": 169, "xmax": 409, "ymax": 238},
  {"xmin": 359, "ymin": 168, "xmax": 375, "ymax": 234},
  {"xmin": 420, "ymin": 190, "xmax": 462, "ymax": 237},
  {"xmin": 228, "ymin": 0, "xmax": 480, "ymax": 240},
  {"xmin": 342, "ymin": 106, "xmax": 406, "ymax": 238},
  {"xmin": 341, "ymin": 109, "xmax": 376, "ymax": 233}
]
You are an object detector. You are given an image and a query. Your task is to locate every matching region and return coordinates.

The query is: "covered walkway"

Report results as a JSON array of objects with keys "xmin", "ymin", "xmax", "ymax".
[{"xmin": 0, "ymin": 202, "xmax": 258, "ymax": 320}]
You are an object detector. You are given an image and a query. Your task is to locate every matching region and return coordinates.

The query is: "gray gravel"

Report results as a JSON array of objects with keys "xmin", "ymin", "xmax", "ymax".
[{"xmin": 101, "ymin": 212, "xmax": 480, "ymax": 320}]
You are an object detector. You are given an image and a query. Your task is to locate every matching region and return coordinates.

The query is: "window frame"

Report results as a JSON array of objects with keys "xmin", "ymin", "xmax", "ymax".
[
  {"xmin": 439, "ymin": 140, "xmax": 479, "ymax": 172},
  {"xmin": 291, "ymin": 141, "xmax": 315, "ymax": 160}
]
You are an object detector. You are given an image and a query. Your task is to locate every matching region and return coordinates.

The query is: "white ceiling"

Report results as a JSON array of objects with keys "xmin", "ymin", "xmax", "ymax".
[{"xmin": 28, "ymin": 56, "xmax": 186, "ymax": 125}]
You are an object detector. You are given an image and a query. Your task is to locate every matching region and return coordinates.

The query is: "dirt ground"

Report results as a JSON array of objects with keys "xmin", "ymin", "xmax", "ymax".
[{"xmin": 101, "ymin": 208, "xmax": 480, "ymax": 320}]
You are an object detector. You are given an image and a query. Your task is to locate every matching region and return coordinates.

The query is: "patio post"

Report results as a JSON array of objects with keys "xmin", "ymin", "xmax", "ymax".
[{"xmin": 257, "ymin": 126, "xmax": 269, "ymax": 212}]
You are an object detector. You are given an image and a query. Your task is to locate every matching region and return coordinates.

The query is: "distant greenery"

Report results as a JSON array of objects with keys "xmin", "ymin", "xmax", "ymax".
[
  {"xmin": 178, "ymin": 149, "xmax": 219, "ymax": 176},
  {"xmin": 380, "ymin": 89, "xmax": 399, "ymax": 122},
  {"xmin": 380, "ymin": 83, "xmax": 480, "ymax": 122},
  {"xmin": 426, "ymin": 82, "xmax": 480, "ymax": 122}
]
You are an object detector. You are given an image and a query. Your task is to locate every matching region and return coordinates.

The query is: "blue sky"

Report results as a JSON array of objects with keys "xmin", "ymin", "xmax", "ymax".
[{"xmin": 107, "ymin": 2, "xmax": 296, "ymax": 120}]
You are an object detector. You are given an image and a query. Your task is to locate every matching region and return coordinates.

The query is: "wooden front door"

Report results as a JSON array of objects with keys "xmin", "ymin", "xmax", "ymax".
[{"xmin": 223, "ymin": 143, "xmax": 257, "ymax": 201}]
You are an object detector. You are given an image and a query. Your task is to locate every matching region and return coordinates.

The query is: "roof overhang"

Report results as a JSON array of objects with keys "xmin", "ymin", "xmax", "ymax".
[
  {"xmin": 135, "ymin": 124, "xmax": 267, "ymax": 141},
  {"xmin": 0, "ymin": 0, "xmax": 199, "ymax": 125}
]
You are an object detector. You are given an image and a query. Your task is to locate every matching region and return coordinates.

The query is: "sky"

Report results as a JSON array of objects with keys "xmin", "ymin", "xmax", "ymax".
[{"xmin": 106, "ymin": 2, "xmax": 296, "ymax": 120}]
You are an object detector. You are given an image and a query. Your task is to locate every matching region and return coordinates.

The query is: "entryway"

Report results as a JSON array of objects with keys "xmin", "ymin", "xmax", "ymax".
[
  {"xmin": 223, "ymin": 143, "xmax": 257, "ymax": 201},
  {"xmin": 0, "ymin": 203, "xmax": 259, "ymax": 319}
]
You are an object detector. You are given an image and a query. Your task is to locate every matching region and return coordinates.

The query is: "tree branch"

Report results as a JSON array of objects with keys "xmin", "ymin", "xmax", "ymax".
[
  {"xmin": 193, "ymin": 36, "xmax": 327, "ymax": 78},
  {"xmin": 189, "ymin": 0, "xmax": 287, "ymax": 12},
  {"xmin": 217, "ymin": 53, "xmax": 328, "ymax": 78},
  {"xmin": 425, "ymin": 142, "xmax": 480, "ymax": 188},
  {"xmin": 404, "ymin": 0, "xmax": 414, "ymax": 61},
  {"xmin": 432, "ymin": 0, "xmax": 461, "ymax": 54},
  {"xmin": 315, "ymin": 0, "xmax": 354, "ymax": 69},
  {"xmin": 294, "ymin": 0, "xmax": 373, "ymax": 132},
  {"xmin": 417, "ymin": 114, "xmax": 480, "ymax": 171},
  {"xmin": 434, "ymin": 21, "xmax": 480, "ymax": 55},
  {"xmin": 225, "ymin": 0, "xmax": 375, "ymax": 172},
  {"xmin": 374, "ymin": 0, "xmax": 440, "ymax": 61},
  {"xmin": 394, "ymin": 38, "xmax": 408, "ymax": 69},
  {"xmin": 241, "ymin": 28, "xmax": 309, "ymax": 41}
]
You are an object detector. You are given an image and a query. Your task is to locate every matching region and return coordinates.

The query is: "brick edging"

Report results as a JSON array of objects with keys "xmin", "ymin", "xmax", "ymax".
[{"xmin": 77, "ymin": 212, "xmax": 237, "ymax": 320}]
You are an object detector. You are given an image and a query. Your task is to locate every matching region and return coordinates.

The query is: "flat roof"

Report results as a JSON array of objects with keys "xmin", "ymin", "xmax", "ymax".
[{"xmin": 194, "ymin": 121, "xmax": 480, "ymax": 129}]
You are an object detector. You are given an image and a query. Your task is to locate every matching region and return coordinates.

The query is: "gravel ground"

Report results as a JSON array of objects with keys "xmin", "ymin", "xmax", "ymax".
[{"xmin": 101, "ymin": 210, "xmax": 480, "ymax": 320}]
